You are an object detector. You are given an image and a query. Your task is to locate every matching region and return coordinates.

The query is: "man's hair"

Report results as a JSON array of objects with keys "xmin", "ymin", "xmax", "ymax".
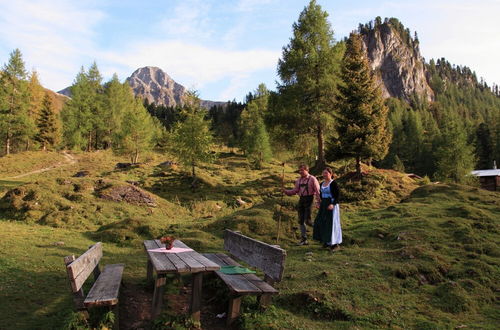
[{"xmin": 299, "ymin": 164, "xmax": 309, "ymax": 171}]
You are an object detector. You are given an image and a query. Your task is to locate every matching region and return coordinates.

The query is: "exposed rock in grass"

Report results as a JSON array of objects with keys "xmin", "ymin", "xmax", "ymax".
[
  {"xmin": 73, "ymin": 171, "xmax": 90, "ymax": 177},
  {"xmin": 98, "ymin": 184, "xmax": 156, "ymax": 207}
]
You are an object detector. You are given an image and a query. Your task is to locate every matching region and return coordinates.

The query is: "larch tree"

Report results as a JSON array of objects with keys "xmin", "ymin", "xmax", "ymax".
[
  {"xmin": 277, "ymin": 0, "xmax": 343, "ymax": 170},
  {"xmin": 240, "ymin": 84, "xmax": 272, "ymax": 168},
  {"xmin": 61, "ymin": 64, "xmax": 103, "ymax": 151},
  {"xmin": 26, "ymin": 70, "xmax": 45, "ymax": 150},
  {"xmin": 36, "ymin": 93, "xmax": 60, "ymax": 151},
  {"xmin": 171, "ymin": 92, "xmax": 215, "ymax": 179},
  {"xmin": 434, "ymin": 116, "xmax": 476, "ymax": 183},
  {"xmin": 116, "ymin": 97, "xmax": 157, "ymax": 163},
  {"xmin": 104, "ymin": 74, "xmax": 133, "ymax": 149},
  {"xmin": 336, "ymin": 32, "xmax": 391, "ymax": 176},
  {"xmin": 0, "ymin": 49, "xmax": 32, "ymax": 155}
]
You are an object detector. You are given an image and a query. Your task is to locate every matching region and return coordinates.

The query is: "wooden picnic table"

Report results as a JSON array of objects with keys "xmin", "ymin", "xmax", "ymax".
[{"xmin": 143, "ymin": 239, "xmax": 220, "ymax": 320}]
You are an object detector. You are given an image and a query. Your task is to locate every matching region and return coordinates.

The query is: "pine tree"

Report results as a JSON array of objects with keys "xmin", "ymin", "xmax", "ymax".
[
  {"xmin": 115, "ymin": 98, "xmax": 157, "ymax": 163},
  {"xmin": 36, "ymin": 93, "xmax": 60, "ymax": 151},
  {"xmin": 171, "ymin": 92, "xmax": 215, "ymax": 179},
  {"xmin": 61, "ymin": 63, "xmax": 103, "ymax": 151},
  {"xmin": 103, "ymin": 74, "xmax": 134, "ymax": 149},
  {"xmin": 475, "ymin": 122, "xmax": 494, "ymax": 169},
  {"xmin": 240, "ymin": 84, "xmax": 272, "ymax": 168},
  {"xmin": 434, "ymin": 116, "xmax": 476, "ymax": 183},
  {"xmin": 277, "ymin": 0, "xmax": 343, "ymax": 170},
  {"xmin": 0, "ymin": 49, "xmax": 31, "ymax": 155},
  {"xmin": 336, "ymin": 33, "xmax": 391, "ymax": 176},
  {"xmin": 61, "ymin": 67, "xmax": 93, "ymax": 150},
  {"xmin": 26, "ymin": 70, "xmax": 45, "ymax": 150}
]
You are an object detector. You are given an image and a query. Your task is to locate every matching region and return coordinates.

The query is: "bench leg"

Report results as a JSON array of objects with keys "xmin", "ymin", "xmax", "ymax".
[
  {"xmin": 152, "ymin": 274, "xmax": 166, "ymax": 318},
  {"xmin": 146, "ymin": 259, "xmax": 153, "ymax": 282},
  {"xmin": 190, "ymin": 272, "xmax": 203, "ymax": 322},
  {"xmin": 259, "ymin": 293, "xmax": 272, "ymax": 308},
  {"xmin": 227, "ymin": 295, "xmax": 242, "ymax": 326}
]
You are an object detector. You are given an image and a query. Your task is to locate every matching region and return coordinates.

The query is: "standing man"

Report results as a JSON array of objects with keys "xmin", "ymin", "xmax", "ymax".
[{"xmin": 284, "ymin": 164, "xmax": 320, "ymax": 245}]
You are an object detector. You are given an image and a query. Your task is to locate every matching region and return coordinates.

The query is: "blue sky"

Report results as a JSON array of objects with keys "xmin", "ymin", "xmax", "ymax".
[{"xmin": 0, "ymin": 0, "xmax": 498, "ymax": 102}]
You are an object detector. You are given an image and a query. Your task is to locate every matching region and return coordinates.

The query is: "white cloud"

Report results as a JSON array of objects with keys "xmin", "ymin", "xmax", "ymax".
[
  {"xmin": 0, "ymin": 0, "xmax": 104, "ymax": 89},
  {"xmin": 101, "ymin": 39, "xmax": 280, "ymax": 90},
  {"xmin": 157, "ymin": 0, "xmax": 213, "ymax": 40}
]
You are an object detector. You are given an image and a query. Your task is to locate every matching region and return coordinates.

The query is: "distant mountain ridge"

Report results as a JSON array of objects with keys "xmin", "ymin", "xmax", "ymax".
[{"xmin": 58, "ymin": 66, "xmax": 227, "ymax": 109}]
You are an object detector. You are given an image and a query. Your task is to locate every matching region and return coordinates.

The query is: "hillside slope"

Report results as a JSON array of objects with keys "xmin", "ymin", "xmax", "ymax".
[{"xmin": 0, "ymin": 151, "xmax": 498, "ymax": 329}]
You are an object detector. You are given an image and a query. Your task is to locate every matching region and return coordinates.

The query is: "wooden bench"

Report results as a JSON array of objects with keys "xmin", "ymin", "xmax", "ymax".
[
  {"xmin": 64, "ymin": 242, "xmax": 124, "ymax": 326},
  {"xmin": 203, "ymin": 229, "xmax": 286, "ymax": 325}
]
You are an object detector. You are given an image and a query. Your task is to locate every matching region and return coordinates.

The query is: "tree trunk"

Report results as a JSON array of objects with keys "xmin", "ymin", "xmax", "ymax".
[
  {"xmin": 314, "ymin": 124, "xmax": 326, "ymax": 171},
  {"xmin": 87, "ymin": 131, "xmax": 92, "ymax": 152},
  {"xmin": 5, "ymin": 134, "xmax": 10, "ymax": 155},
  {"xmin": 356, "ymin": 155, "xmax": 361, "ymax": 177},
  {"xmin": 133, "ymin": 149, "xmax": 139, "ymax": 163}
]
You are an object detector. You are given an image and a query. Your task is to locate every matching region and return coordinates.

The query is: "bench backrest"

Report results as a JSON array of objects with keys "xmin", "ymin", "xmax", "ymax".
[
  {"xmin": 65, "ymin": 242, "xmax": 103, "ymax": 292},
  {"xmin": 223, "ymin": 230, "xmax": 286, "ymax": 282}
]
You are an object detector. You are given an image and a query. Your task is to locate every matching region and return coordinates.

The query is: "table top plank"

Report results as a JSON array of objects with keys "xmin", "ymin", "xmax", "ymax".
[
  {"xmin": 144, "ymin": 240, "xmax": 177, "ymax": 273},
  {"xmin": 187, "ymin": 252, "xmax": 221, "ymax": 271},
  {"xmin": 176, "ymin": 252, "xmax": 206, "ymax": 272},
  {"xmin": 164, "ymin": 253, "xmax": 191, "ymax": 273},
  {"xmin": 144, "ymin": 239, "xmax": 220, "ymax": 274}
]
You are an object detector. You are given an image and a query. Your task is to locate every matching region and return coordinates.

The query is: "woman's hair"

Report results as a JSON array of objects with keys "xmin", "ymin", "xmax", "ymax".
[{"xmin": 323, "ymin": 167, "xmax": 333, "ymax": 175}]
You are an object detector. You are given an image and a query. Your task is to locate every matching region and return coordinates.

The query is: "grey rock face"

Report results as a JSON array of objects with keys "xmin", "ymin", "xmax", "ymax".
[
  {"xmin": 127, "ymin": 66, "xmax": 187, "ymax": 107},
  {"xmin": 361, "ymin": 24, "xmax": 434, "ymax": 102}
]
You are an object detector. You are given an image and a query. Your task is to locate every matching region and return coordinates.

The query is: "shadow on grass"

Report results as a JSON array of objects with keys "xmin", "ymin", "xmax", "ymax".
[{"xmin": 0, "ymin": 179, "xmax": 23, "ymax": 191}]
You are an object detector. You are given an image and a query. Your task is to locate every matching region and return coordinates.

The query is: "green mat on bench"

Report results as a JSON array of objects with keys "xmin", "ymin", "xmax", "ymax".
[{"xmin": 219, "ymin": 265, "xmax": 256, "ymax": 274}]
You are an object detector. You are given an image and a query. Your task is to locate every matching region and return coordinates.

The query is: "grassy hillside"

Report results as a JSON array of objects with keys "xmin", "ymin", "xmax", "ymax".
[{"xmin": 0, "ymin": 150, "xmax": 498, "ymax": 329}]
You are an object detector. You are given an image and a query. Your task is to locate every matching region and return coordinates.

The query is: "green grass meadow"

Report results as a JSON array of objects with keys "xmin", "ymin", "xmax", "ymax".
[{"xmin": 0, "ymin": 150, "xmax": 498, "ymax": 329}]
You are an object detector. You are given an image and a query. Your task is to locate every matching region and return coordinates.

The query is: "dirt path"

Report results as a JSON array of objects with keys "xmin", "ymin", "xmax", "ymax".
[{"xmin": 6, "ymin": 151, "xmax": 76, "ymax": 179}]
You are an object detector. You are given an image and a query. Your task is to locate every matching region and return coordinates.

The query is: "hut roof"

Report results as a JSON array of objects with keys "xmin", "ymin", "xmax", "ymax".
[{"xmin": 471, "ymin": 169, "xmax": 500, "ymax": 177}]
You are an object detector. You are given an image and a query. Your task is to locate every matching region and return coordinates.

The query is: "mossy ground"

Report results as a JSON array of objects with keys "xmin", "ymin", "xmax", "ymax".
[{"xmin": 0, "ymin": 150, "xmax": 498, "ymax": 329}]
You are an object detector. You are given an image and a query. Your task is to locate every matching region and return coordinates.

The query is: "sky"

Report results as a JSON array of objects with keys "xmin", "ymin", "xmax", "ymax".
[{"xmin": 0, "ymin": 0, "xmax": 498, "ymax": 102}]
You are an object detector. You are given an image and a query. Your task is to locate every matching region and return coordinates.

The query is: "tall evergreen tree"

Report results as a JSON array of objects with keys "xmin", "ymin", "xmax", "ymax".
[
  {"xmin": 434, "ymin": 116, "xmax": 476, "ymax": 183},
  {"xmin": 335, "ymin": 33, "xmax": 391, "ymax": 176},
  {"xmin": 0, "ymin": 49, "xmax": 31, "ymax": 155},
  {"xmin": 36, "ymin": 93, "xmax": 60, "ymax": 151},
  {"xmin": 115, "ymin": 98, "xmax": 158, "ymax": 163},
  {"xmin": 277, "ymin": 0, "xmax": 343, "ymax": 170},
  {"xmin": 171, "ymin": 92, "xmax": 215, "ymax": 178},
  {"xmin": 475, "ymin": 122, "xmax": 494, "ymax": 169},
  {"xmin": 61, "ymin": 63, "xmax": 103, "ymax": 151},
  {"xmin": 61, "ymin": 67, "xmax": 92, "ymax": 150},
  {"xmin": 26, "ymin": 70, "xmax": 45, "ymax": 150},
  {"xmin": 103, "ymin": 74, "xmax": 133, "ymax": 148},
  {"xmin": 240, "ymin": 84, "xmax": 272, "ymax": 168}
]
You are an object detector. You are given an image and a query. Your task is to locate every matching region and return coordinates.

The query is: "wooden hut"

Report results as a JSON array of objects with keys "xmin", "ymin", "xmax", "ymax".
[{"xmin": 471, "ymin": 168, "xmax": 500, "ymax": 191}]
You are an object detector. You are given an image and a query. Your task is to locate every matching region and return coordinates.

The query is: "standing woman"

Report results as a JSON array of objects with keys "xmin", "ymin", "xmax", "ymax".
[{"xmin": 313, "ymin": 167, "xmax": 342, "ymax": 250}]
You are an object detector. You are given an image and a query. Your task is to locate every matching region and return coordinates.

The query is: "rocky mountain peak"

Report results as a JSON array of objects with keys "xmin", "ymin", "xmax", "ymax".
[
  {"xmin": 127, "ymin": 66, "xmax": 186, "ymax": 107},
  {"xmin": 359, "ymin": 18, "xmax": 434, "ymax": 103}
]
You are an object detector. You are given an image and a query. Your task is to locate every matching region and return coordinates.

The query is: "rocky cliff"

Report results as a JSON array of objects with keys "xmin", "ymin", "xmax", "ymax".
[
  {"xmin": 127, "ymin": 66, "xmax": 226, "ymax": 109},
  {"xmin": 127, "ymin": 66, "xmax": 186, "ymax": 107},
  {"xmin": 360, "ymin": 19, "xmax": 434, "ymax": 102}
]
